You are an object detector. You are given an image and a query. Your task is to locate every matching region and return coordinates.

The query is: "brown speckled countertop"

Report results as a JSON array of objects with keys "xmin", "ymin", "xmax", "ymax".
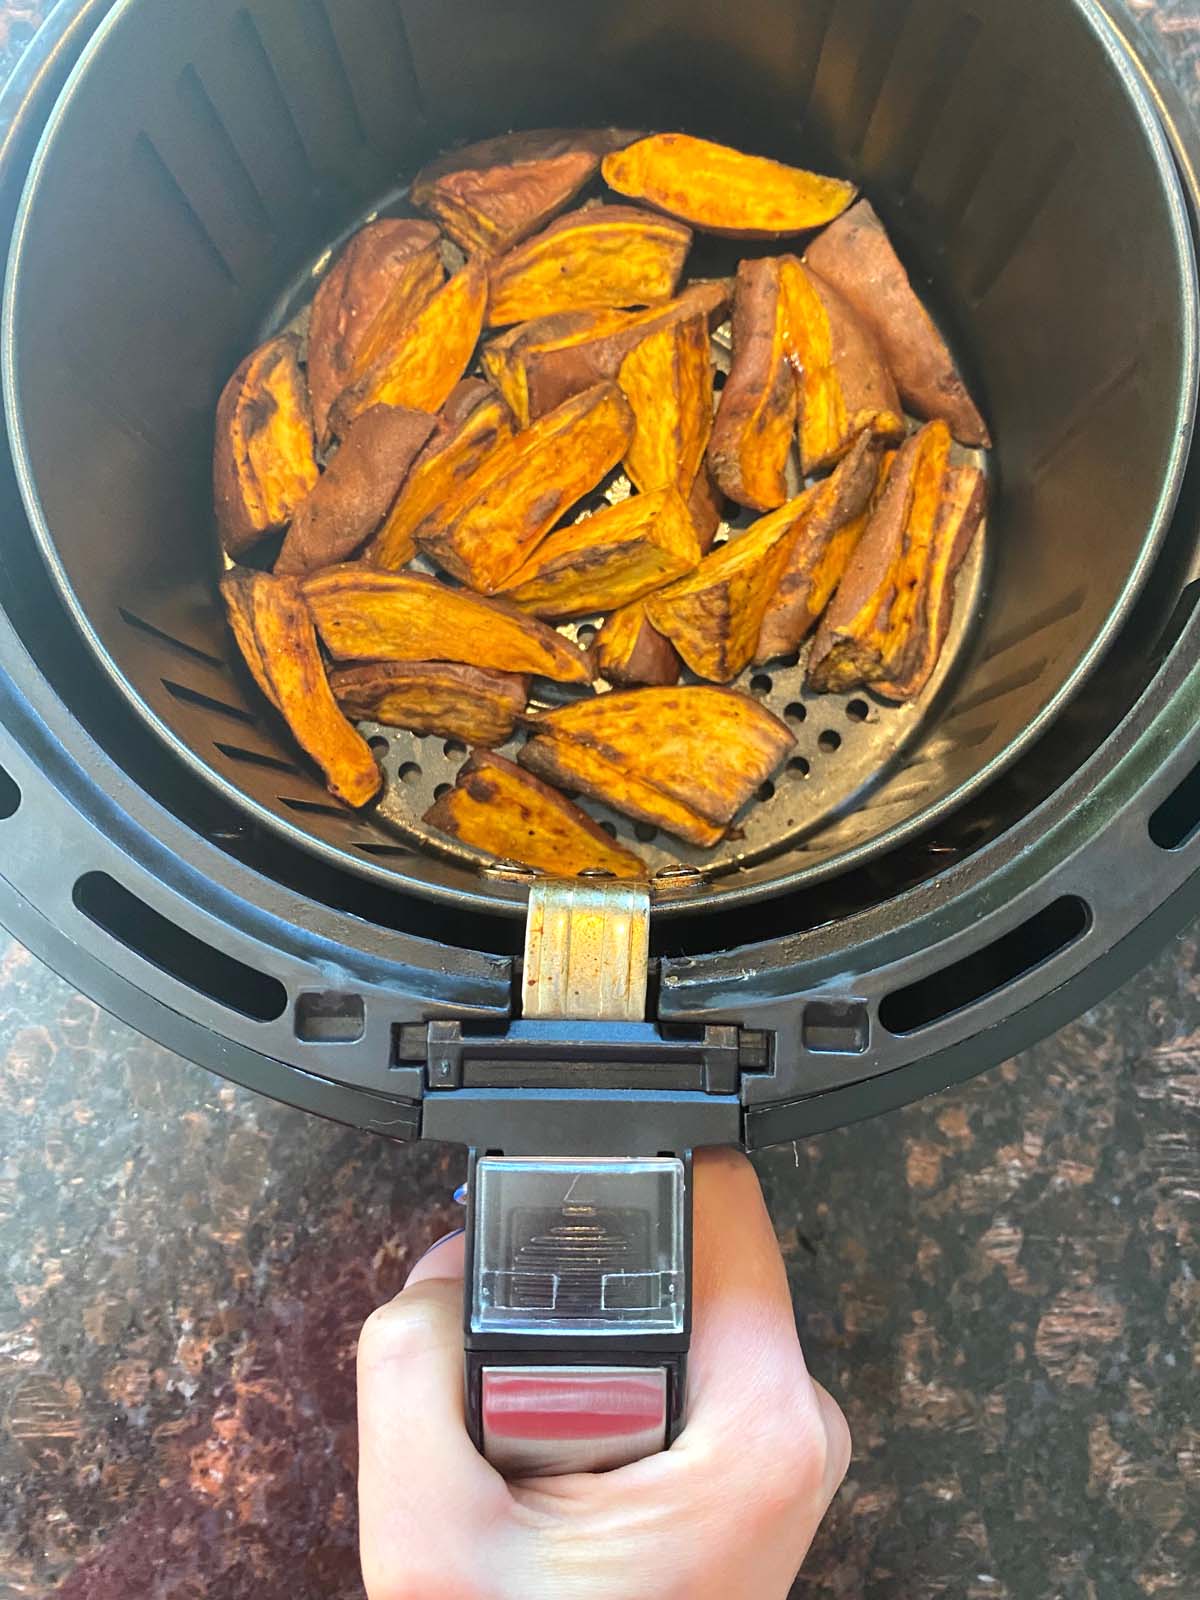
[{"xmin": 1, "ymin": 2, "xmax": 1200, "ymax": 1597}]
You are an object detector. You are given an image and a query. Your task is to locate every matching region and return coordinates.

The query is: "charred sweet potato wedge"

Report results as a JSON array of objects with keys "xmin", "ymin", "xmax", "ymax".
[
  {"xmin": 754, "ymin": 432, "xmax": 880, "ymax": 661},
  {"xmin": 874, "ymin": 465, "xmax": 987, "ymax": 701},
  {"xmin": 601, "ymin": 133, "xmax": 857, "ymax": 238},
  {"xmin": 595, "ymin": 601, "xmax": 682, "ymax": 687},
  {"xmin": 425, "ymin": 750, "xmax": 647, "ymax": 877},
  {"xmin": 415, "ymin": 382, "xmax": 634, "ymax": 593},
  {"xmin": 328, "ymin": 659, "xmax": 528, "ymax": 746},
  {"xmin": 367, "ymin": 383, "xmax": 515, "ymax": 570},
  {"xmin": 275, "ymin": 405, "xmax": 437, "ymax": 575},
  {"xmin": 619, "ymin": 314, "xmax": 713, "ymax": 502},
  {"xmin": 411, "ymin": 127, "xmax": 638, "ymax": 257},
  {"xmin": 306, "ymin": 219, "xmax": 443, "ymax": 441},
  {"xmin": 806, "ymin": 201, "xmax": 990, "ymax": 447},
  {"xmin": 483, "ymin": 279, "xmax": 730, "ymax": 424},
  {"xmin": 303, "ymin": 567, "xmax": 593, "ymax": 684},
  {"xmin": 645, "ymin": 497, "xmax": 807, "ymax": 682},
  {"xmin": 214, "ymin": 334, "xmax": 319, "ymax": 558},
  {"xmin": 219, "ymin": 570, "xmax": 381, "ymax": 807},
  {"xmin": 331, "ymin": 261, "xmax": 488, "ymax": 431},
  {"xmin": 708, "ymin": 258, "xmax": 796, "ymax": 512},
  {"xmin": 499, "ymin": 487, "xmax": 700, "ymax": 618},
  {"xmin": 808, "ymin": 421, "xmax": 953, "ymax": 692},
  {"xmin": 780, "ymin": 256, "xmax": 905, "ymax": 475},
  {"xmin": 486, "ymin": 205, "xmax": 691, "ymax": 327}
]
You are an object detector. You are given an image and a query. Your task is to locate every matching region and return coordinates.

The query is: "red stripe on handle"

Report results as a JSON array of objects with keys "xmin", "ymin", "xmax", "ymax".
[{"xmin": 483, "ymin": 1370, "xmax": 665, "ymax": 1441}]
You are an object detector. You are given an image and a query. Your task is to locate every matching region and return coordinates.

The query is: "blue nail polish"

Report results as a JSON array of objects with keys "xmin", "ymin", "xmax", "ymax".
[
  {"xmin": 416, "ymin": 1226, "xmax": 464, "ymax": 1265},
  {"xmin": 453, "ymin": 1183, "xmax": 468, "ymax": 1206}
]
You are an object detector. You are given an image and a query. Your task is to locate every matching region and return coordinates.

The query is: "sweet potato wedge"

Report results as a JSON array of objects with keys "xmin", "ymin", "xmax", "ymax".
[
  {"xmin": 411, "ymin": 127, "xmax": 637, "ymax": 257},
  {"xmin": 874, "ymin": 465, "xmax": 987, "ymax": 701},
  {"xmin": 303, "ymin": 567, "xmax": 593, "ymax": 684},
  {"xmin": 806, "ymin": 201, "xmax": 990, "ymax": 448},
  {"xmin": 275, "ymin": 405, "xmax": 437, "ymax": 575},
  {"xmin": 219, "ymin": 570, "xmax": 381, "ymax": 807},
  {"xmin": 366, "ymin": 383, "xmax": 515, "ymax": 570},
  {"xmin": 708, "ymin": 258, "xmax": 795, "ymax": 512},
  {"xmin": 328, "ymin": 659, "xmax": 528, "ymax": 746},
  {"xmin": 331, "ymin": 261, "xmax": 488, "ymax": 431},
  {"xmin": 486, "ymin": 205, "xmax": 691, "ymax": 327},
  {"xmin": 482, "ymin": 279, "xmax": 731, "ymax": 424},
  {"xmin": 780, "ymin": 256, "xmax": 905, "ymax": 475},
  {"xmin": 214, "ymin": 334, "xmax": 319, "ymax": 558},
  {"xmin": 687, "ymin": 464, "xmax": 725, "ymax": 554},
  {"xmin": 601, "ymin": 133, "xmax": 856, "ymax": 238},
  {"xmin": 499, "ymin": 487, "xmax": 700, "ymax": 618},
  {"xmin": 808, "ymin": 421, "xmax": 953, "ymax": 692},
  {"xmin": 306, "ymin": 219, "xmax": 443, "ymax": 440},
  {"xmin": 754, "ymin": 432, "xmax": 880, "ymax": 661},
  {"xmin": 644, "ymin": 497, "xmax": 807, "ymax": 682},
  {"xmin": 619, "ymin": 314, "xmax": 713, "ymax": 500},
  {"xmin": 595, "ymin": 601, "xmax": 682, "ymax": 687},
  {"xmin": 415, "ymin": 382, "xmax": 634, "ymax": 593},
  {"xmin": 425, "ymin": 750, "xmax": 646, "ymax": 878}
]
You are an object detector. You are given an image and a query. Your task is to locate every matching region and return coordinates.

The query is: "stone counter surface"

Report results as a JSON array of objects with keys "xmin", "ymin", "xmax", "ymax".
[{"xmin": 0, "ymin": 1, "xmax": 1198, "ymax": 1596}]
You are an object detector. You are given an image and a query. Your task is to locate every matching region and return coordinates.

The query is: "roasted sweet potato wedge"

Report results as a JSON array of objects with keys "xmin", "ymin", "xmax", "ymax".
[
  {"xmin": 687, "ymin": 464, "xmax": 725, "ymax": 554},
  {"xmin": 619, "ymin": 314, "xmax": 713, "ymax": 501},
  {"xmin": 601, "ymin": 133, "xmax": 857, "ymax": 238},
  {"xmin": 219, "ymin": 570, "xmax": 381, "ymax": 807},
  {"xmin": 806, "ymin": 201, "xmax": 991, "ymax": 448},
  {"xmin": 808, "ymin": 421, "xmax": 953, "ymax": 692},
  {"xmin": 754, "ymin": 432, "xmax": 880, "ymax": 661},
  {"xmin": 874, "ymin": 465, "xmax": 987, "ymax": 701},
  {"xmin": 366, "ymin": 383, "xmax": 515, "ymax": 570},
  {"xmin": 483, "ymin": 279, "xmax": 731, "ymax": 424},
  {"xmin": 708, "ymin": 258, "xmax": 795, "ymax": 512},
  {"xmin": 415, "ymin": 382, "xmax": 634, "ymax": 593},
  {"xmin": 275, "ymin": 405, "xmax": 437, "ymax": 575},
  {"xmin": 328, "ymin": 659, "xmax": 528, "ymax": 746},
  {"xmin": 306, "ymin": 219, "xmax": 443, "ymax": 441},
  {"xmin": 595, "ymin": 601, "xmax": 682, "ymax": 687},
  {"xmin": 331, "ymin": 261, "xmax": 488, "ymax": 432},
  {"xmin": 303, "ymin": 567, "xmax": 593, "ymax": 684},
  {"xmin": 780, "ymin": 256, "xmax": 905, "ymax": 475},
  {"xmin": 214, "ymin": 334, "xmax": 319, "ymax": 558},
  {"xmin": 499, "ymin": 487, "xmax": 700, "ymax": 618},
  {"xmin": 486, "ymin": 205, "xmax": 691, "ymax": 327},
  {"xmin": 411, "ymin": 127, "xmax": 638, "ymax": 257},
  {"xmin": 645, "ymin": 497, "xmax": 807, "ymax": 682},
  {"xmin": 425, "ymin": 750, "xmax": 646, "ymax": 877}
]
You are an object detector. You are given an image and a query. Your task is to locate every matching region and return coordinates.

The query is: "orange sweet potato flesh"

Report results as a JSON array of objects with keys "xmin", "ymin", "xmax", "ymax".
[
  {"xmin": 303, "ymin": 567, "xmax": 593, "ymax": 684},
  {"xmin": 331, "ymin": 261, "xmax": 488, "ymax": 432},
  {"xmin": 220, "ymin": 569, "xmax": 279, "ymax": 710},
  {"xmin": 499, "ymin": 487, "xmax": 700, "ymax": 618},
  {"xmin": 486, "ymin": 205, "xmax": 691, "ymax": 327},
  {"xmin": 307, "ymin": 219, "xmax": 443, "ymax": 441},
  {"xmin": 411, "ymin": 128, "xmax": 638, "ymax": 257},
  {"xmin": 275, "ymin": 405, "xmax": 437, "ymax": 575},
  {"xmin": 483, "ymin": 279, "xmax": 730, "ymax": 424},
  {"xmin": 645, "ymin": 496, "xmax": 808, "ymax": 682},
  {"xmin": 806, "ymin": 201, "xmax": 991, "ymax": 448},
  {"xmin": 214, "ymin": 334, "xmax": 318, "ymax": 558},
  {"xmin": 596, "ymin": 601, "xmax": 681, "ymax": 687},
  {"xmin": 415, "ymin": 382, "xmax": 634, "ymax": 593},
  {"xmin": 780, "ymin": 256, "xmax": 905, "ymax": 475},
  {"xmin": 754, "ymin": 432, "xmax": 880, "ymax": 662},
  {"xmin": 328, "ymin": 659, "xmax": 528, "ymax": 746},
  {"xmin": 708, "ymin": 258, "xmax": 795, "ymax": 512},
  {"xmin": 219, "ymin": 570, "xmax": 381, "ymax": 807},
  {"xmin": 366, "ymin": 382, "xmax": 515, "ymax": 570},
  {"xmin": 618, "ymin": 314, "xmax": 713, "ymax": 508},
  {"xmin": 808, "ymin": 421, "xmax": 953, "ymax": 692},
  {"xmin": 601, "ymin": 133, "xmax": 857, "ymax": 238},
  {"xmin": 425, "ymin": 750, "xmax": 646, "ymax": 878}
]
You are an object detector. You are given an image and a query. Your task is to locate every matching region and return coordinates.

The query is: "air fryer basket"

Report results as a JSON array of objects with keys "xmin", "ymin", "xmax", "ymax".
[{"xmin": 4, "ymin": 0, "xmax": 1196, "ymax": 919}]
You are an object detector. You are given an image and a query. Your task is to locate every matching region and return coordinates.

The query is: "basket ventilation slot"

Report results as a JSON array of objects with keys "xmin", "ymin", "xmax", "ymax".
[
  {"xmin": 0, "ymin": 762, "xmax": 19, "ymax": 820},
  {"xmin": 1149, "ymin": 760, "xmax": 1200, "ymax": 851}
]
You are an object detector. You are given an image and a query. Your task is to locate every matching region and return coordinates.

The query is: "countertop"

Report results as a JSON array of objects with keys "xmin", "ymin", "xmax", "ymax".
[{"xmin": 1, "ymin": 1, "xmax": 1199, "ymax": 1596}]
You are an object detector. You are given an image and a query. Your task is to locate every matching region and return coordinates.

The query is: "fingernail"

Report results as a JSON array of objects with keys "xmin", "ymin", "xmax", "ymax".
[
  {"xmin": 415, "ymin": 1227, "xmax": 463, "ymax": 1266},
  {"xmin": 453, "ymin": 1183, "xmax": 468, "ymax": 1206}
]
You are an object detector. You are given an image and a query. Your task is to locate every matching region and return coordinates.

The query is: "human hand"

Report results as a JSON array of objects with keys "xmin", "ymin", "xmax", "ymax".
[{"xmin": 357, "ymin": 1148, "xmax": 850, "ymax": 1600}]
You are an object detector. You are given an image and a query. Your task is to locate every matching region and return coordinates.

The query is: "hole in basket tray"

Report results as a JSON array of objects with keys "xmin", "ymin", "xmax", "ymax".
[
  {"xmin": 0, "ymin": 761, "xmax": 19, "ymax": 819},
  {"xmin": 1149, "ymin": 759, "xmax": 1200, "ymax": 850},
  {"xmin": 398, "ymin": 762, "xmax": 422, "ymax": 784},
  {"xmin": 818, "ymin": 730, "xmax": 842, "ymax": 753},
  {"xmin": 846, "ymin": 699, "xmax": 870, "ymax": 723},
  {"xmin": 785, "ymin": 702, "xmax": 807, "ymax": 723}
]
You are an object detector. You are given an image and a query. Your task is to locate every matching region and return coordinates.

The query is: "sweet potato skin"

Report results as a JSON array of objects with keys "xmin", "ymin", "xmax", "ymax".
[
  {"xmin": 708, "ymin": 258, "xmax": 795, "ymax": 512},
  {"xmin": 596, "ymin": 601, "xmax": 682, "ymax": 687},
  {"xmin": 306, "ymin": 219, "xmax": 443, "ymax": 441},
  {"xmin": 275, "ymin": 405, "xmax": 437, "ymax": 575},
  {"xmin": 214, "ymin": 334, "xmax": 318, "ymax": 558},
  {"xmin": 328, "ymin": 659, "xmax": 528, "ymax": 745},
  {"xmin": 601, "ymin": 133, "xmax": 857, "ymax": 237},
  {"xmin": 806, "ymin": 201, "xmax": 991, "ymax": 447}
]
